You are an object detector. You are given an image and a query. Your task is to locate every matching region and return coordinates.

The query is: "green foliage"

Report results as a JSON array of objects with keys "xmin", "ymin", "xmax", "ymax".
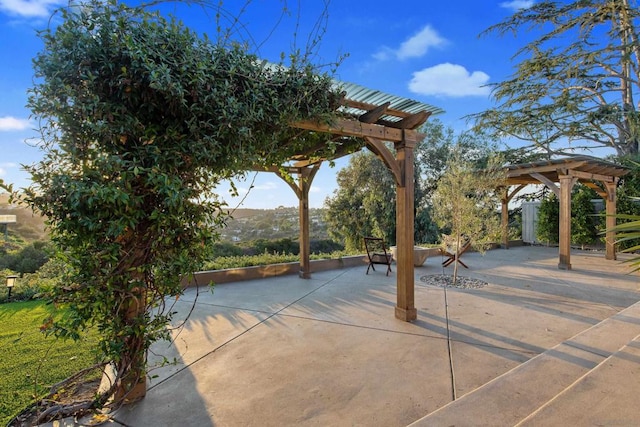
[
  {"xmin": 204, "ymin": 250, "xmax": 348, "ymax": 271},
  {"xmin": 0, "ymin": 241, "xmax": 51, "ymax": 274},
  {"xmin": 24, "ymin": 0, "xmax": 341, "ymax": 403},
  {"xmin": 536, "ymin": 192, "xmax": 560, "ymax": 244},
  {"xmin": 611, "ymin": 213, "xmax": 640, "ymax": 272},
  {"xmin": 211, "ymin": 238, "xmax": 343, "ymax": 258},
  {"xmin": 571, "ymin": 185, "xmax": 600, "ymax": 248},
  {"xmin": 0, "ymin": 301, "xmax": 99, "ymax": 425},
  {"xmin": 475, "ymin": 0, "xmax": 640, "ymax": 156},
  {"xmin": 432, "ymin": 148, "xmax": 506, "ymax": 281},
  {"xmin": 323, "ymin": 151, "xmax": 395, "ymax": 251},
  {"xmin": 614, "ymin": 157, "xmax": 640, "ymax": 249}
]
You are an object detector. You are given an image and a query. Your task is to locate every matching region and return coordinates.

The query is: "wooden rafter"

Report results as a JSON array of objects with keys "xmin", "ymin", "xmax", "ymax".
[
  {"xmin": 359, "ymin": 102, "xmax": 390, "ymax": 123},
  {"xmin": 341, "ymin": 99, "xmax": 415, "ymax": 119},
  {"xmin": 380, "ymin": 111, "xmax": 431, "ymax": 130}
]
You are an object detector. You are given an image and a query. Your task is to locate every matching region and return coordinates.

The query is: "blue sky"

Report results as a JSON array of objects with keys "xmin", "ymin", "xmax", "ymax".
[{"xmin": 0, "ymin": 0, "xmax": 537, "ymax": 209}]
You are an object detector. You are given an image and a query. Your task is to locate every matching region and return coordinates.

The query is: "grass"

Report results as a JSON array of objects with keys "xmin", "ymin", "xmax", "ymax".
[{"xmin": 0, "ymin": 300, "xmax": 99, "ymax": 425}]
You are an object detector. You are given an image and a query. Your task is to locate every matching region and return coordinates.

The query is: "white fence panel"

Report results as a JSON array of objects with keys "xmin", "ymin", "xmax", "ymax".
[{"xmin": 521, "ymin": 201, "xmax": 540, "ymax": 244}]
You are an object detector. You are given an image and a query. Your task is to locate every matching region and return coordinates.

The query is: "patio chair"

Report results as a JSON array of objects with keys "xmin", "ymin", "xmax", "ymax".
[
  {"xmin": 441, "ymin": 235, "xmax": 471, "ymax": 269},
  {"xmin": 364, "ymin": 237, "xmax": 393, "ymax": 276}
]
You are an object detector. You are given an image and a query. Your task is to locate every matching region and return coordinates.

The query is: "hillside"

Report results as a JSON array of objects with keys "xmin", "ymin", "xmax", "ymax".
[
  {"xmin": 220, "ymin": 207, "xmax": 329, "ymax": 242},
  {"xmin": 0, "ymin": 198, "xmax": 331, "ymax": 245},
  {"xmin": 0, "ymin": 194, "xmax": 47, "ymax": 242}
]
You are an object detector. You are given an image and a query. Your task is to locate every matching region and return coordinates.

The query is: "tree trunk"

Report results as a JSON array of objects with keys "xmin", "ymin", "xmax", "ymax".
[{"xmin": 113, "ymin": 288, "xmax": 147, "ymax": 404}]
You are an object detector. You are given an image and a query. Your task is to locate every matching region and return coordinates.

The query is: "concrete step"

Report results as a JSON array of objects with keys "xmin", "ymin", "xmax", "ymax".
[
  {"xmin": 517, "ymin": 334, "xmax": 640, "ymax": 426},
  {"xmin": 408, "ymin": 300, "xmax": 640, "ymax": 427}
]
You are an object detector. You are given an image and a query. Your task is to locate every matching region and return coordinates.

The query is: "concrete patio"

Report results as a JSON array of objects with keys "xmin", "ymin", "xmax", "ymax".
[{"xmin": 105, "ymin": 245, "xmax": 639, "ymax": 426}]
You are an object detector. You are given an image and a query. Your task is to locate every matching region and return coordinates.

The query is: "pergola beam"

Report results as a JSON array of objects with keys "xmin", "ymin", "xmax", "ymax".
[{"xmin": 294, "ymin": 118, "xmax": 405, "ymax": 141}]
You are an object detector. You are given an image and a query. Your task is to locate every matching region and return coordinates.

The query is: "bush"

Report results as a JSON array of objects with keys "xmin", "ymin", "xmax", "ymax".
[
  {"xmin": 571, "ymin": 185, "xmax": 600, "ymax": 248},
  {"xmin": 537, "ymin": 192, "xmax": 559, "ymax": 244},
  {"xmin": 0, "ymin": 241, "xmax": 51, "ymax": 274}
]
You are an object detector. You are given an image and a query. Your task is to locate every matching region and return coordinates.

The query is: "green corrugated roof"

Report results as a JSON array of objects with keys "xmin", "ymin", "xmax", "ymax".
[{"xmin": 335, "ymin": 80, "xmax": 445, "ymax": 122}]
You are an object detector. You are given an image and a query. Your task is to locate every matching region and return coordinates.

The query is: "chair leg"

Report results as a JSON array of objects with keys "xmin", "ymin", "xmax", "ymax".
[{"xmin": 367, "ymin": 263, "xmax": 376, "ymax": 274}]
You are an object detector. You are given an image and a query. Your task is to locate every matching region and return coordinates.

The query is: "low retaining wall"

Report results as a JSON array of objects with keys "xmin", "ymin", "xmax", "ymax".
[
  {"xmin": 183, "ymin": 255, "xmax": 367, "ymax": 287},
  {"xmin": 183, "ymin": 241, "xmax": 526, "ymax": 288}
]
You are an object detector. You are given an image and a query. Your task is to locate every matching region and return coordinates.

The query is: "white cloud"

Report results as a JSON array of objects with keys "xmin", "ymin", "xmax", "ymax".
[
  {"xmin": 499, "ymin": 0, "xmax": 535, "ymax": 12},
  {"xmin": 0, "ymin": 0, "xmax": 65, "ymax": 18},
  {"xmin": 374, "ymin": 25, "xmax": 446, "ymax": 61},
  {"xmin": 408, "ymin": 63, "xmax": 491, "ymax": 98},
  {"xmin": 0, "ymin": 116, "xmax": 30, "ymax": 131},
  {"xmin": 236, "ymin": 181, "xmax": 279, "ymax": 195},
  {"xmin": 253, "ymin": 181, "xmax": 278, "ymax": 191},
  {"xmin": 0, "ymin": 162, "xmax": 17, "ymax": 176}
]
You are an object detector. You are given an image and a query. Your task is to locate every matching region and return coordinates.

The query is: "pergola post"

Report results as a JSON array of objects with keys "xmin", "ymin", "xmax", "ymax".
[
  {"xmin": 394, "ymin": 132, "xmax": 417, "ymax": 322},
  {"xmin": 605, "ymin": 180, "xmax": 618, "ymax": 260},
  {"xmin": 558, "ymin": 174, "xmax": 577, "ymax": 270},
  {"xmin": 501, "ymin": 192, "xmax": 509, "ymax": 249}
]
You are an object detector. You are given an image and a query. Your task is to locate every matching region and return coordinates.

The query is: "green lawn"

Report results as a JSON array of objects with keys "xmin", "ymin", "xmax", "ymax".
[{"xmin": 0, "ymin": 300, "xmax": 99, "ymax": 425}]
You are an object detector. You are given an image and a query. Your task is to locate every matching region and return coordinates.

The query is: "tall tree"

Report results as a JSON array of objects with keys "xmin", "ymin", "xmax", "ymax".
[
  {"xmin": 21, "ymin": 0, "xmax": 340, "ymax": 414},
  {"xmin": 475, "ymin": 0, "xmax": 640, "ymax": 157}
]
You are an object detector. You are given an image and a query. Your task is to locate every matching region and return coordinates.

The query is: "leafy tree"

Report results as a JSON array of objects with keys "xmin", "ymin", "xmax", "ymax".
[
  {"xmin": 324, "ymin": 151, "xmax": 394, "ymax": 251},
  {"xmin": 537, "ymin": 192, "xmax": 560, "ymax": 244},
  {"xmin": 416, "ymin": 120, "xmax": 499, "ymax": 194},
  {"xmin": 21, "ymin": 0, "xmax": 340, "ymax": 412},
  {"xmin": 475, "ymin": 0, "xmax": 640, "ymax": 157},
  {"xmin": 431, "ymin": 149, "xmax": 506, "ymax": 283}
]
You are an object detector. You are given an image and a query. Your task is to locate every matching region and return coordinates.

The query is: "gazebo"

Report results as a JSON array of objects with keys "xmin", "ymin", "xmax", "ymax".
[
  {"xmin": 500, "ymin": 156, "xmax": 629, "ymax": 270},
  {"xmin": 262, "ymin": 81, "xmax": 444, "ymax": 322}
]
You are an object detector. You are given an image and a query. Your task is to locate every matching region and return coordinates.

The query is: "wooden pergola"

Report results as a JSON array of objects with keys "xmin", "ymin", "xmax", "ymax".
[
  {"xmin": 259, "ymin": 82, "xmax": 444, "ymax": 322},
  {"xmin": 501, "ymin": 156, "xmax": 629, "ymax": 270}
]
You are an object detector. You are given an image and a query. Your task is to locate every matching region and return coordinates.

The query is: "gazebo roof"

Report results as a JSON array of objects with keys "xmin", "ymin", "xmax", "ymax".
[
  {"xmin": 505, "ymin": 156, "xmax": 629, "ymax": 186},
  {"xmin": 336, "ymin": 81, "xmax": 444, "ymax": 126}
]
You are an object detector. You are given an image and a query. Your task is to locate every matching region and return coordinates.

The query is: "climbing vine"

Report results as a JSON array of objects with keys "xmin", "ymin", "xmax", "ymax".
[{"xmin": 22, "ymin": 0, "xmax": 341, "ymax": 418}]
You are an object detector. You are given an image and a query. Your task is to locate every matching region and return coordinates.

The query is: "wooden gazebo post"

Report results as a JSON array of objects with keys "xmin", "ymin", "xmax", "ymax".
[
  {"xmin": 271, "ymin": 164, "xmax": 321, "ymax": 279},
  {"xmin": 558, "ymin": 173, "xmax": 577, "ymax": 270},
  {"xmin": 604, "ymin": 180, "xmax": 618, "ymax": 260},
  {"xmin": 394, "ymin": 132, "xmax": 417, "ymax": 321}
]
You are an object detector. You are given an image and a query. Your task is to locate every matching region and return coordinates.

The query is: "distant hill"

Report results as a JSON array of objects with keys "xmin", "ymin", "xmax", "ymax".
[
  {"xmin": 0, "ymin": 198, "xmax": 328, "ymax": 244},
  {"xmin": 220, "ymin": 207, "xmax": 329, "ymax": 242},
  {"xmin": 0, "ymin": 193, "xmax": 48, "ymax": 242}
]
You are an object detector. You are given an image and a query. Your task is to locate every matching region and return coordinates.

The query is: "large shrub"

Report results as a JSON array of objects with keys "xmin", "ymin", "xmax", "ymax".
[
  {"xmin": 537, "ymin": 192, "xmax": 560, "ymax": 244},
  {"xmin": 571, "ymin": 185, "xmax": 600, "ymax": 248}
]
